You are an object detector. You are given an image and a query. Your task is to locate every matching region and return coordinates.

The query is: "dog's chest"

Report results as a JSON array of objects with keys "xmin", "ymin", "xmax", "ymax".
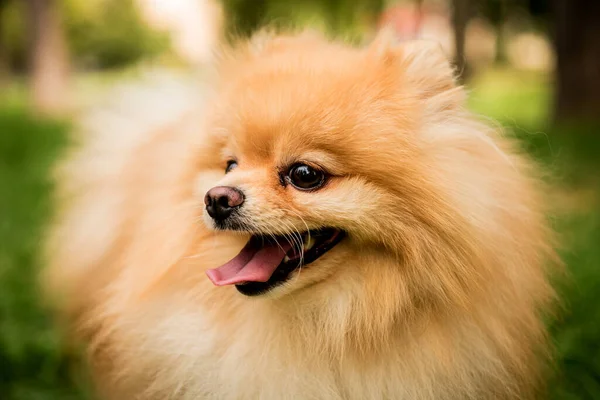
[{"xmin": 152, "ymin": 318, "xmax": 402, "ymax": 400}]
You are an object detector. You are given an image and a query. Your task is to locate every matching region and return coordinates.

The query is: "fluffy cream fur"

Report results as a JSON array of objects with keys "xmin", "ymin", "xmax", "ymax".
[{"xmin": 46, "ymin": 31, "xmax": 556, "ymax": 399}]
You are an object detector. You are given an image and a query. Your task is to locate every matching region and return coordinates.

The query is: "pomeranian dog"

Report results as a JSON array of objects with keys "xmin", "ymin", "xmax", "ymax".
[{"xmin": 46, "ymin": 30, "xmax": 556, "ymax": 399}]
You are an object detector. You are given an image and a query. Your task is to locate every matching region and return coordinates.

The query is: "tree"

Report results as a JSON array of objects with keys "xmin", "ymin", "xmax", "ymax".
[
  {"xmin": 26, "ymin": 0, "xmax": 70, "ymax": 115},
  {"xmin": 64, "ymin": 0, "xmax": 170, "ymax": 70},
  {"xmin": 552, "ymin": 0, "xmax": 600, "ymax": 122},
  {"xmin": 221, "ymin": 0, "xmax": 269, "ymax": 38},
  {"xmin": 319, "ymin": 0, "xmax": 384, "ymax": 35},
  {"xmin": 480, "ymin": 0, "xmax": 510, "ymax": 64},
  {"xmin": 0, "ymin": 0, "xmax": 9, "ymax": 85},
  {"xmin": 451, "ymin": 0, "xmax": 472, "ymax": 81},
  {"xmin": 220, "ymin": 0, "xmax": 384, "ymax": 38}
]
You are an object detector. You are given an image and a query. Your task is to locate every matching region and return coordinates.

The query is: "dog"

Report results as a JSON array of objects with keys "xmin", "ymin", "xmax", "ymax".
[{"xmin": 46, "ymin": 30, "xmax": 556, "ymax": 399}]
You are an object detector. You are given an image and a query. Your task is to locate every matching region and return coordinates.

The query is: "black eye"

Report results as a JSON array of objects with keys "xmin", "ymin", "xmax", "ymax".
[
  {"xmin": 225, "ymin": 160, "xmax": 238, "ymax": 173},
  {"xmin": 287, "ymin": 164, "xmax": 325, "ymax": 190}
]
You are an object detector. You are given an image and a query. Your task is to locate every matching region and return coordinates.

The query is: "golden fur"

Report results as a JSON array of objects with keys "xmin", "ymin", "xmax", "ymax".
[{"xmin": 46, "ymin": 31, "xmax": 556, "ymax": 399}]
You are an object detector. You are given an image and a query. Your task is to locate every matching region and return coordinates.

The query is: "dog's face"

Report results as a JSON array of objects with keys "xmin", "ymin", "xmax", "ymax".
[{"xmin": 199, "ymin": 33, "xmax": 462, "ymax": 297}]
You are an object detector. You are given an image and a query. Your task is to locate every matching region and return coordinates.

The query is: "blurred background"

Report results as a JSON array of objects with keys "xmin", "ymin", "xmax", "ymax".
[{"xmin": 0, "ymin": 0, "xmax": 599, "ymax": 398}]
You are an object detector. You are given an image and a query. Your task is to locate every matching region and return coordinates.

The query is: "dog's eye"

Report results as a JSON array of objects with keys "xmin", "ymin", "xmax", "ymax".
[
  {"xmin": 287, "ymin": 164, "xmax": 325, "ymax": 190},
  {"xmin": 225, "ymin": 160, "xmax": 238, "ymax": 173}
]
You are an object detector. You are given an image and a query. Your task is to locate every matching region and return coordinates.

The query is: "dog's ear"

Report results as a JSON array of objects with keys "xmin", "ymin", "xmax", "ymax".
[{"xmin": 368, "ymin": 31, "xmax": 464, "ymax": 111}]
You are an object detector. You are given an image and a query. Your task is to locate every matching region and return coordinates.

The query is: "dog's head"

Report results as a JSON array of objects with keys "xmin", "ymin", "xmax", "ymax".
[{"xmin": 196, "ymin": 31, "xmax": 481, "ymax": 299}]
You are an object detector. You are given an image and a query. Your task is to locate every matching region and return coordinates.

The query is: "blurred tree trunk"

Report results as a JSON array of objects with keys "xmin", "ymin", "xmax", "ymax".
[
  {"xmin": 0, "ymin": 0, "xmax": 9, "ymax": 87},
  {"xmin": 493, "ymin": 0, "xmax": 507, "ymax": 64},
  {"xmin": 26, "ymin": 0, "xmax": 70, "ymax": 115},
  {"xmin": 451, "ymin": 0, "xmax": 471, "ymax": 81},
  {"xmin": 0, "ymin": 43, "xmax": 7, "ymax": 89},
  {"xmin": 0, "ymin": 45, "xmax": 6, "ymax": 85},
  {"xmin": 553, "ymin": 0, "xmax": 600, "ymax": 122}
]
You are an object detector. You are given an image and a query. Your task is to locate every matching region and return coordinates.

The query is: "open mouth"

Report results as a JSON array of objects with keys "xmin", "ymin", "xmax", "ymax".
[{"xmin": 206, "ymin": 228, "xmax": 345, "ymax": 296}]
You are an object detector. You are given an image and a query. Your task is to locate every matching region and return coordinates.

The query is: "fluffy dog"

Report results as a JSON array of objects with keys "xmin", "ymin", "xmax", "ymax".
[{"xmin": 46, "ymin": 30, "xmax": 556, "ymax": 399}]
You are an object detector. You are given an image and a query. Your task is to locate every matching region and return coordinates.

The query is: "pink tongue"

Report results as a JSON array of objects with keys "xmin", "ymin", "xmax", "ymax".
[{"xmin": 206, "ymin": 240, "xmax": 292, "ymax": 286}]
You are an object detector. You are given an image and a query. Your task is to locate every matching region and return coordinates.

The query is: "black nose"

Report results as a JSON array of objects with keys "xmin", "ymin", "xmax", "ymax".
[{"xmin": 204, "ymin": 186, "xmax": 245, "ymax": 221}]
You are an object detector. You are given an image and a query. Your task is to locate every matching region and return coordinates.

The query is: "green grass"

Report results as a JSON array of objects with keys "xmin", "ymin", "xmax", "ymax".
[
  {"xmin": 0, "ymin": 69, "xmax": 599, "ymax": 399},
  {"xmin": 549, "ymin": 212, "xmax": 600, "ymax": 399},
  {"xmin": 0, "ymin": 108, "xmax": 91, "ymax": 399},
  {"xmin": 470, "ymin": 69, "xmax": 600, "ymax": 400}
]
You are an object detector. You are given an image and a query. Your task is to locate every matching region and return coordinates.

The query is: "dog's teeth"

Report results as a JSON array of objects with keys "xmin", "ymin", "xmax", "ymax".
[
  {"xmin": 304, "ymin": 236, "xmax": 315, "ymax": 251},
  {"xmin": 283, "ymin": 255, "xmax": 290, "ymax": 262}
]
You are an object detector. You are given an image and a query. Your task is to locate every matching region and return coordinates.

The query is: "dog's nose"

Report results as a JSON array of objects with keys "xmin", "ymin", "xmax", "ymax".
[{"xmin": 204, "ymin": 186, "xmax": 245, "ymax": 221}]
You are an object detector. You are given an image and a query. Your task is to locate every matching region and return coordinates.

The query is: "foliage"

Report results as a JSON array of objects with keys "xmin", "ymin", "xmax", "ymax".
[
  {"xmin": 0, "ymin": 0, "xmax": 169, "ymax": 72},
  {"xmin": 0, "ymin": 0, "xmax": 27, "ymax": 71},
  {"xmin": 219, "ymin": 0, "xmax": 384, "ymax": 39},
  {"xmin": 63, "ymin": 0, "xmax": 169, "ymax": 69}
]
